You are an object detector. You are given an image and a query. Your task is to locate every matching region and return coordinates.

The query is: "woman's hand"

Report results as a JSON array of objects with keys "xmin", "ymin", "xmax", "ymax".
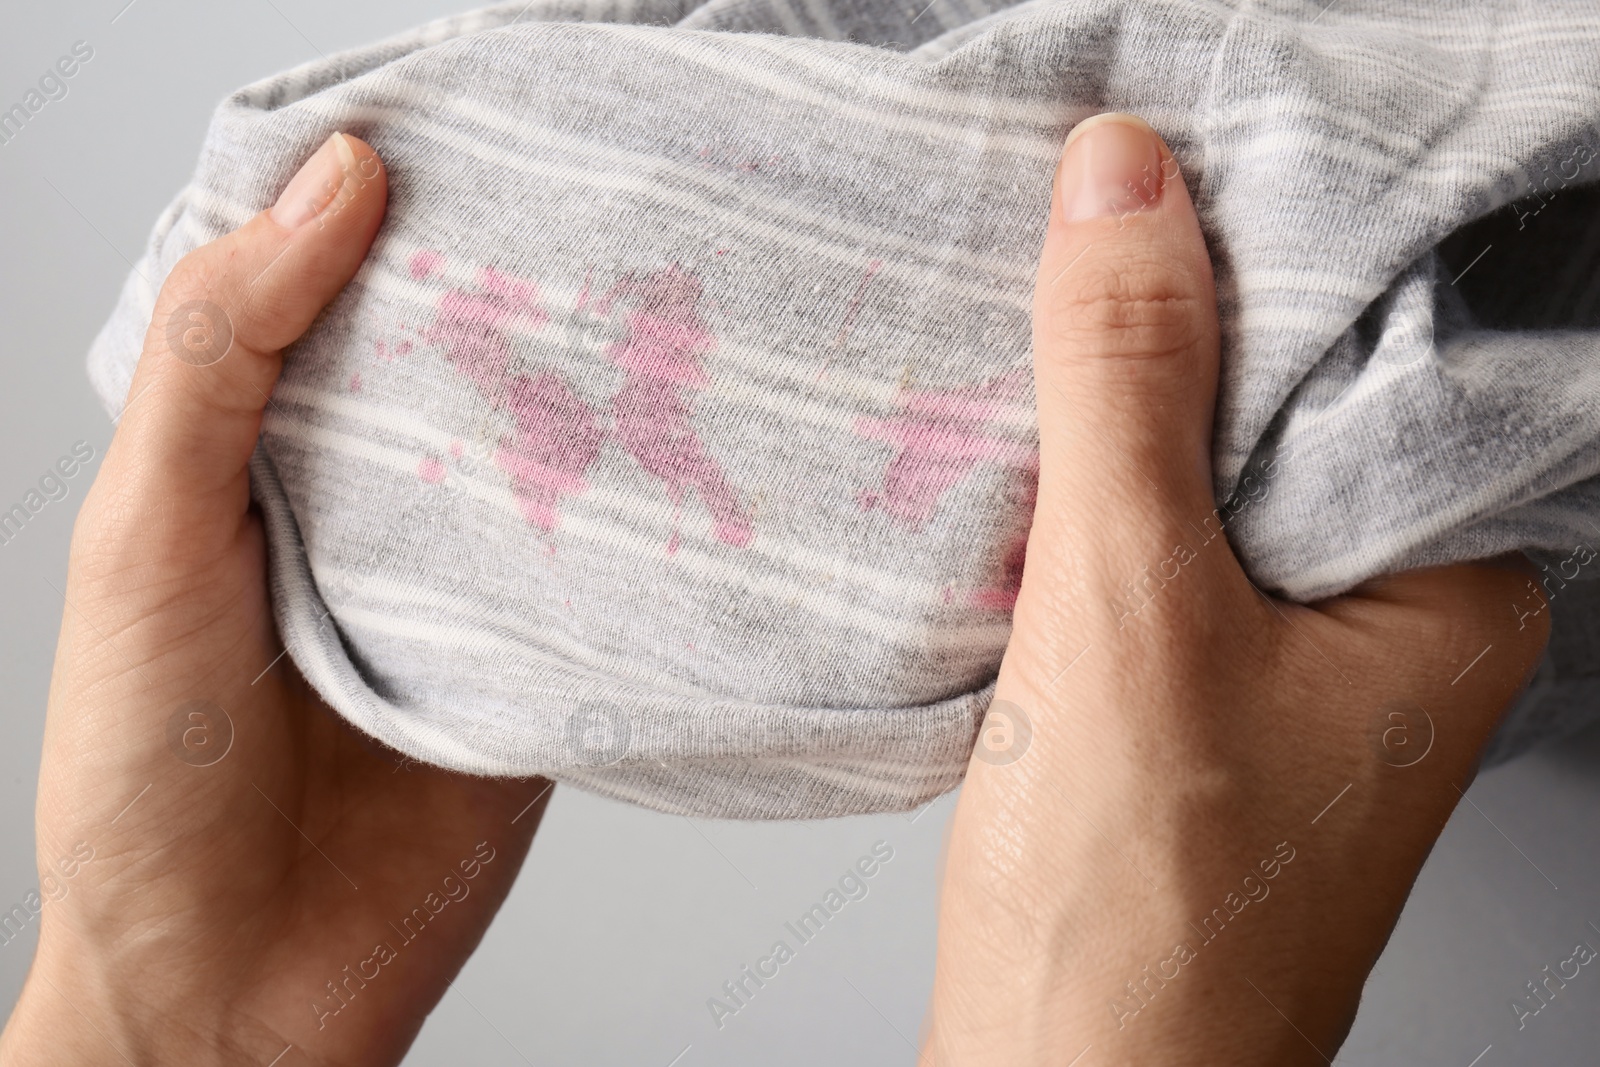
[
  {"xmin": 926, "ymin": 113, "xmax": 1550, "ymax": 1065},
  {"xmin": 1, "ymin": 134, "xmax": 551, "ymax": 1067}
]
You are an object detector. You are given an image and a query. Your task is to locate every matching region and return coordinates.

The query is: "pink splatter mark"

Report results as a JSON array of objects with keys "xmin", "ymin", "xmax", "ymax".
[
  {"xmin": 697, "ymin": 146, "xmax": 783, "ymax": 175},
  {"xmin": 375, "ymin": 339, "xmax": 412, "ymax": 363},
  {"xmin": 418, "ymin": 456, "xmax": 446, "ymax": 484},
  {"xmin": 418, "ymin": 260, "xmax": 750, "ymax": 547},
  {"xmin": 423, "ymin": 267, "xmax": 550, "ymax": 396},
  {"xmin": 493, "ymin": 372, "xmax": 605, "ymax": 530},
  {"xmin": 815, "ymin": 258, "xmax": 884, "ymax": 382},
  {"xmin": 854, "ymin": 367, "xmax": 1035, "ymax": 531},
  {"xmin": 348, "ymin": 372, "xmax": 363, "ymax": 392},
  {"xmin": 421, "ymin": 263, "xmax": 601, "ymax": 531},
  {"xmin": 832, "ymin": 258, "xmax": 883, "ymax": 349},
  {"xmin": 969, "ymin": 494, "xmax": 1033, "ymax": 613},
  {"xmin": 604, "ymin": 264, "xmax": 753, "ymax": 549},
  {"xmin": 449, "ymin": 440, "xmax": 464, "ymax": 458},
  {"xmin": 410, "ymin": 250, "xmax": 443, "ymax": 280}
]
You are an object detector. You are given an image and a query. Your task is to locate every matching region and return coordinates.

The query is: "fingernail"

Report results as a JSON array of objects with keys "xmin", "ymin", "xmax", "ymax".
[
  {"xmin": 270, "ymin": 132, "xmax": 358, "ymax": 229},
  {"xmin": 1057, "ymin": 113, "xmax": 1166, "ymax": 222}
]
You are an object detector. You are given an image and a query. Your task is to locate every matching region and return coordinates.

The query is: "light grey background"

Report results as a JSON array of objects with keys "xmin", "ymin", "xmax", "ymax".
[{"xmin": 1, "ymin": 2, "xmax": 1597, "ymax": 1064}]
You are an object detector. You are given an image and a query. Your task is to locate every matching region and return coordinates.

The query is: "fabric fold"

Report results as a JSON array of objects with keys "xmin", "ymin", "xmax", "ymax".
[{"xmin": 87, "ymin": 0, "xmax": 1600, "ymax": 816}]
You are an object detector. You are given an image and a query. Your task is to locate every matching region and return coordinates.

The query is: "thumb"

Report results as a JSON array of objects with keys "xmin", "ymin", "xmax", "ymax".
[
  {"xmin": 105, "ymin": 132, "xmax": 387, "ymax": 517},
  {"xmin": 1029, "ymin": 113, "xmax": 1222, "ymax": 574}
]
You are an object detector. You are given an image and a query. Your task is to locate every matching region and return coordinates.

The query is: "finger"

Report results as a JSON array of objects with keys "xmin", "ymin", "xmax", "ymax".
[
  {"xmin": 106, "ymin": 132, "xmax": 387, "ymax": 509},
  {"xmin": 1029, "ymin": 113, "xmax": 1222, "ymax": 569},
  {"xmin": 1332, "ymin": 557, "xmax": 1552, "ymax": 698},
  {"xmin": 1311, "ymin": 557, "xmax": 1550, "ymax": 782}
]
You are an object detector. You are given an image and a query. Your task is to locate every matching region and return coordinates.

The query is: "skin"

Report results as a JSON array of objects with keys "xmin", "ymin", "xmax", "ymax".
[
  {"xmin": 0, "ymin": 117, "xmax": 1550, "ymax": 1065},
  {"xmin": 923, "ymin": 114, "xmax": 1550, "ymax": 1064},
  {"xmin": 0, "ymin": 134, "xmax": 550, "ymax": 1067}
]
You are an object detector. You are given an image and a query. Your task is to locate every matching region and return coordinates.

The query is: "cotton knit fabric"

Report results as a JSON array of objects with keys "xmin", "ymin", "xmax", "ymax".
[{"xmin": 87, "ymin": 0, "xmax": 1600, "ymax": 818}]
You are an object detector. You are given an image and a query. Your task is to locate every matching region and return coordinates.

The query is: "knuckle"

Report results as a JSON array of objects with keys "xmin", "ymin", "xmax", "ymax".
[
  {"xmin": 150, "ymin": 247, "xmax": 241, "ymax": 369},
  {"xmin": 1042, "ymin": 255, "xmax": 1208, "ymax": 364},
  {"xmin": 160, "ymin": 246, "xmax": 227, "ymax": 306}
]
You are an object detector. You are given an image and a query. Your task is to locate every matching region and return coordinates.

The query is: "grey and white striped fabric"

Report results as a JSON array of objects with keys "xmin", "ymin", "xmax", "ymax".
[{"xmin": 87, "ymin": 0, "xmax": 1600, "ymax": 817}]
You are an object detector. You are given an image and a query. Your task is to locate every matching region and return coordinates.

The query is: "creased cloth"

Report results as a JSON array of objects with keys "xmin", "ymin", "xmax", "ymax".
[{"xmin": 87, "ymin": 0, "xmax": 1600, "ymax": 818}]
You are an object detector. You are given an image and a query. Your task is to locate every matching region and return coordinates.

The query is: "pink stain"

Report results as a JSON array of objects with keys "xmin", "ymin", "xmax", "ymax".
[
  {"xmin": 410, "ymin": 250, "xmax": 443, "ymax": 280},
  {"xmin": 855, "ymin": 367, "xmax": 1035, "ymax": 531},
  {"xmin": 421, "ymin": 261, "xmax": 600, "ymax": 532},
  {"xmin": 418, "ymin": 456, "xmax": 446, "ymax": 484},
  {"xmin": 348, "ymin": 372, "xmax": 363, "ymax": 392},
  {"xmin": 968, "ymin": 456, "xmax": 1037, "ymax": 613},
  {"xmin": 496, "ymin": 372, "xmax": 604, "ymax": 532},
  {"xmin": 449, "ymin": 440, "xmax": 464, "ymax": 459},
  {"xmin": 419, "ymin": 260, "xmax": 750, "ymax": 547},
  {"xmin": 969, "ymin": 523, "xmax": 1031, "ymax": 612},
  {"xmin": 816, "ymin": 258, "xmax": 885, "ymax": 383},
  {"xmin": 604, "ymin": 264, "xmax": 752, "ymax": 549},
  {"xmin": 396, "ymin": 340, "xmax": 413, "ymax": 356},
  {"xmin": 375, "ymin": 340, "xmax": 390, "ymax": 361},
  {"xmin": 697, "ymin": 146, "xmax": 783, "ymax": 175},
  {"xmin": 423, "ymin": 266, "xmax": 551, "ymax": 397},
  {"xmin": 833, "ymin": 258, "xmax": 883, "ymax": 349}
]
